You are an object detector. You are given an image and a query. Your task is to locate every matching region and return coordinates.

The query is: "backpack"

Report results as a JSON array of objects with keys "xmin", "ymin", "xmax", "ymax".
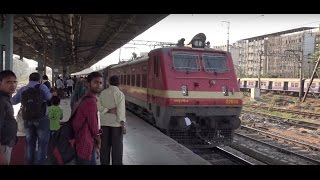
[
  {"xmin": 21, "ymin": 84, "xmax": 46, "ymax": 121},
  {"xmin": 48, "ymin": 120, "xmax": 76, "ymax": 165},
  {"xmin": 47, "ymin": 96, "xmax": 90, "ymax": 165}
]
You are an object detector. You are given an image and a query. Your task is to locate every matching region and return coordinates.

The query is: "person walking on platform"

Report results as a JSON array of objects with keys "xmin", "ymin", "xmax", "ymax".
[
  {"xmin": 12, "ymin": 72, "xmax": 52, "ymax": 165},
  {"xmin": 98, "ymin": 75, "xmax": 126, "ymax": 165},
  {"xmin": 42, "ymin": 75, "xmax": 52, "ymax": 106},
  {"xmin": 70, "ymin": 77, "xmax": 86, "ymax": 111},
  {"xmin": 48, "ymin": 96, "xmax": 63, "ymax": 137},
  {"xmin": 0, "ymin": 70, "xmax": 18, "ymax": 165},
  {"xmin": 66, "ymin": 77, "xmax": 74, "ymax": 97},
  {"xmin": 42, "ymin": 75, "xmax": 51, "ymax": 91},
  {"xmin": 55, "ymin": 76, "xmax": 65, "ymax": 99},
  {"xmin": 72, "ymin": 75, "xmax": 77, "ymax": 90},
  {"xmin": 72, "ymin": 72, "xmax": 103, "ymax": 165}
]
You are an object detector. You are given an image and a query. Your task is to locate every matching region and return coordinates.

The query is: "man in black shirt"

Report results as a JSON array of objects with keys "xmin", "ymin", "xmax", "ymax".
[
  {"xmin": 0, "ymin": 70, "xmax": 18, "ymax": 165},
  {"xmin": 42, "ymin": 75, "xmax": 51, "ymax": 90},
  {"xmin": 42, "ymin": 75, "xmax": 52, "ymax": 106}
]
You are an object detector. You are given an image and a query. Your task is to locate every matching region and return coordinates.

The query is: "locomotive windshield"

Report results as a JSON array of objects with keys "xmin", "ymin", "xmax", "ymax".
[
  {"xmin": 172, "ymin": 53, "xmax": 199, "ymax": 72},
  {"xmin": 202, "ymin": 54, "xmax": 227, "ymax": 73}
]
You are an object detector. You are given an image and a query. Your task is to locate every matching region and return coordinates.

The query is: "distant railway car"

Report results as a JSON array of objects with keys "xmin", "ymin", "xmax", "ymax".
[
  {"xmin": 101, "ymin": 33, "xmax": 242, "ymax": 147},
  {"xmin": 239, "ymin": 78, "xmax": 258, "ymax": 90},
  {"xmin": 238, "ymin": 77, "xmax": 320, "ymax": 95},
  {"xmin": 304, "ymin": 79, "xmax": 320, "ymax": 93}
]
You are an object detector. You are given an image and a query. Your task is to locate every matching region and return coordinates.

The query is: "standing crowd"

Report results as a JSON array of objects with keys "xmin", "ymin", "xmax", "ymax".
[{"xmin": 0, "ymin": 70, "xmax": 126, "ymax": 165}]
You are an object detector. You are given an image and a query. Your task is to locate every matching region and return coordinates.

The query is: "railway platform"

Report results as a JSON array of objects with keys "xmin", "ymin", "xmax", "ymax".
[{"xmin": 10, "ymin": 98, "xmax": 210, "ymax": 165}]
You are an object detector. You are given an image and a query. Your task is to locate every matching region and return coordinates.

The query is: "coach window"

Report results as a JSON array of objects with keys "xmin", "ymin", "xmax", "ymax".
[
  {"xmin": 120, "ymin": 75, "xmax": 123, "ymax": 85},
  {"xmin": 172, "ymin": 53, "xmax": 199, "ymax": 72},
  {"xmin": 124, "ymin": 75, "xmax": 127, "ymax": 85},
  {"xmin": 127, "ymin": 74, "xmax": 131, "ymax": 86},
  {"xmin": 275, "ymin": 82, "xmax": 281, "ymax": 87},
  {"xmin": 136, "ymin": 74, "xmax": 141, "ymax": 87},
  {"xmin": 202, "ymin": 53, "xmax": 227, "ymax": 73},
  {"xmin": 131, "ymin": 74, "xmax": 135, "ymax": 86},
  {"xmin": 142, "ymin": 74, "xmax": 147, "ymax": 88}
]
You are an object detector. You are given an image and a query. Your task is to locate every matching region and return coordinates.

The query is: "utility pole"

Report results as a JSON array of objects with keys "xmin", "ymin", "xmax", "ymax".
[
  {"xmin": 285, "ymin": 49, "xmax": 303, "ymax": 102},
  {"xmin": 302, "ymin": 55, "xmax": 320, "ymax": 102},
  {"xmin": 258, "ymin": 50, "xmax": 263, "ymax": 89},
  {"xmin": 299, "ymin": 54, "xmax": 303, "ymax": 101},
  {"xmin": 221, "ymin": 21, "xmax": 230, "ymax": 52}
]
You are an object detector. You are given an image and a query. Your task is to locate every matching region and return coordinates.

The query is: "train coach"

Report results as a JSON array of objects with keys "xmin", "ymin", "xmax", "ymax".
[{"xmin": 238, "ymin": 78, "xmax": 320, "ymax": 95}]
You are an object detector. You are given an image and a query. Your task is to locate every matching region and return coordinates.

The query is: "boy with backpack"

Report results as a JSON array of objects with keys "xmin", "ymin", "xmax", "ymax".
[
  {"xmin": 11, "ymin": 72, "xmax": 52, "ymax": 165},
  {"xmin": 48, "ymin": 96, "xmax": 63, "ymax": 136}
]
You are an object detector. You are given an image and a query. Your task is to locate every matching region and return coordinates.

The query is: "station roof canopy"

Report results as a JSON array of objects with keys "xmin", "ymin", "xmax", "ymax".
[{"xmin": 13, "ymin": 14, "xmax": 168, "ymax": 72}]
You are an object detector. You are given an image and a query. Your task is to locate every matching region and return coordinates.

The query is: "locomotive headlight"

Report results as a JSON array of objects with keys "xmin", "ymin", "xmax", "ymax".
[
  {"xmin": 181, "ymin": 85, "xmax": 188, "ymax": 96},
  {"xmin": 192, "ymin": 39, "xmax": 204, "ymax": 48}
]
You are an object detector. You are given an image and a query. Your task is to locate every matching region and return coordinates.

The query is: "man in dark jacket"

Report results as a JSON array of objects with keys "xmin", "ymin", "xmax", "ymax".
[{"xmin": 0, "ymin": 70, "xmax": 18, "ymax": 165}]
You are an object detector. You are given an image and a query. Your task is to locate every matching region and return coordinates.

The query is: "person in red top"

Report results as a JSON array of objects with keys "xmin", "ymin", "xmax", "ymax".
[{"xmin": 72, "ymin": 72, "xmax": 103, "ymax": 165}]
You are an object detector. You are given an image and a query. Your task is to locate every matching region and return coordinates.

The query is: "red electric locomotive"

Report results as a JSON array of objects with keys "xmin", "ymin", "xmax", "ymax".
[{"xmin": 101, "ymin": 33, "xmax": 242, "ymax": 147}]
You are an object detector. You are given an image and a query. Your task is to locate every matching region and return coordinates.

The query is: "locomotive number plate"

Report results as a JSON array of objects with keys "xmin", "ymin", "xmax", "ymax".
[
  {"xmin": 225, "ymin": 99, "xmax": 239, "ymax": 104},
  {"xmin": 173, "ymin": 99, "xmax": 189, "ymax": 103}
]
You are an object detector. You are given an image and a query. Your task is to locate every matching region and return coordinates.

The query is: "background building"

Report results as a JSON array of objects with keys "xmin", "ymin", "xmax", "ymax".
[{"xmin": 215, "ymin": 27, "xmax": 318, "ymax": 78}]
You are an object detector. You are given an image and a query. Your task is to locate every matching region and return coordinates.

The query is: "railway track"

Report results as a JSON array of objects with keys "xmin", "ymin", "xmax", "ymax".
[
  {"xmin": 242, "ymin": 109, "xmax": 320, "ymax": 130},
  {"xmin": 191, "ymin": 146, "xmax": 255, "ymax": 165},
  {"xmin": 128, "ymin": 104, "xmax": 320, "ymax": 165},
  {"xmin": 247, "ymin": 104, "xmax": 320, "ymax": 120},
  {"xmin": 235, "ymin": 125, "xmax": 320, "ymax": 165}
]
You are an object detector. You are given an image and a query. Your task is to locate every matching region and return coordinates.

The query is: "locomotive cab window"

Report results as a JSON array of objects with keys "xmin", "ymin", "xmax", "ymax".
[
  {"xmin": 172, "ymin": 53, "xmax": 199, "ymax": 72},
  {"xmin": 202, "ymin": 54, "xmax": 227, "ymax": 72}
]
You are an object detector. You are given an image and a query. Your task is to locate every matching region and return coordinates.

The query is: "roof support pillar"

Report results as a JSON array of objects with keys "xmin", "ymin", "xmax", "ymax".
[
  {"xmin": 52, "ymin": 43, "xmax": 61, "ymax": 87},
  {"xmin": 37, "ymin": 57, "xmax": 44, "ymax": 77},
  {"xmin": 0, "ymin": 46, "xmax": 3, "ymax": 70},
  {"xmin": 0, "ymin": 14, "xmax": 14, "ymax": 71}
]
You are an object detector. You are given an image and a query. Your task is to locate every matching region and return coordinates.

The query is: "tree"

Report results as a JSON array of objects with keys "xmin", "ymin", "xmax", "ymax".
[{"xmin": 13, "ymin": 57, "xmax": 32, "ymax": 83}]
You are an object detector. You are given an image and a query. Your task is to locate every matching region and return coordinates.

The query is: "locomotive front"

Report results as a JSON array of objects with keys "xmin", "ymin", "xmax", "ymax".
[{"xmin": 152, "ymin": 35, "xmax": 242, "ymax": 147}]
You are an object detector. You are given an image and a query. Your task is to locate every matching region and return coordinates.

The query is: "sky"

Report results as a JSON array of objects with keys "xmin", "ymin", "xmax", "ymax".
[
  {"xmin": 90, "ymin": 14, "xmax": 320, "ymax": 71},
  {"xmin": 21, "ymin": 14, "xmax": 320, "ymax": 73}
]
